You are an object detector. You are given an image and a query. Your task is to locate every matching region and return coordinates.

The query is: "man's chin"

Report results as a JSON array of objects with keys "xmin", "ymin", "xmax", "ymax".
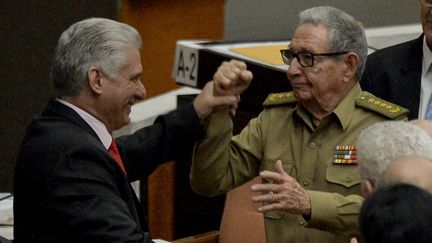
[
  {"xmin": 293, "ymin": 90, "xmax": 311, "ymax": 101},
  {"xmin": 425, "ymin": 28, "xmax": 432, "ymax": 40},
  {"xmin": 123, "ymin": 117, "xmax": 131, "ymax": 126},
  {"xmin": 113, "ymin": 118, "xmax": 131, "ymax": 131}
]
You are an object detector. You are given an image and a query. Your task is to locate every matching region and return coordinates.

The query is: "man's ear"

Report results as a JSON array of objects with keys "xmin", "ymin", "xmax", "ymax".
[
  {"xmin": 362, "ymin": 179, "xmax": 375, "ymax": 197},
  {"xmin": 88, "ymin": 67, "xmax": 103, "ymax": 95},
  {"xmin": 343, "ymin": 52, "xmax": 359, "ymax": 82}
]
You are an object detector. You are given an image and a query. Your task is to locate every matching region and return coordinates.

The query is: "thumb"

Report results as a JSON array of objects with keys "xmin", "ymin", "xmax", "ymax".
[{"xmin": 274, "ymin": 160, "xmax": 287, "ymax": 176}]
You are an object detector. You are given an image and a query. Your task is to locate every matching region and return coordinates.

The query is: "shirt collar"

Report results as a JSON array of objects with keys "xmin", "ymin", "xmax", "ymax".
[
  {"xmin": 332, "ymin": 82, "xmax": 362, "ymax": 130},
  {"xmin": 295, "ymin": 83, "xmax": 361, "ymax": 131},
  {"xmin": 423, "ymin": 36, "xmax": 432, "ymax": 75},
  {"xmin": 56, "ymin": 98, "xmax": 112, "ymax": 149}
]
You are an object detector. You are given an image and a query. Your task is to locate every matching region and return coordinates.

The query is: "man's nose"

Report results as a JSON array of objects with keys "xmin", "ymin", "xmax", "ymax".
[
  {"xmin": 135, "ymin": 81, "xmax": 146, "ymax": 101},
  {"xmin": 287, "ymin": 58, "xmax": 302, "ymax": 80}
]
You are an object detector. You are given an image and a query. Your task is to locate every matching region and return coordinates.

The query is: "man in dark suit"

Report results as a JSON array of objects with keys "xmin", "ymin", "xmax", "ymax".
[
  {"xmin": 13, "ymin": 18, "xmax": 251, "ymax": 242},
  {"xmin": 360, "ymin": 36, "xmax": 422, "ymax": 120},
  {"xmin": 361, "ymin": 1, "xmax": 432, "ymax": 120}
]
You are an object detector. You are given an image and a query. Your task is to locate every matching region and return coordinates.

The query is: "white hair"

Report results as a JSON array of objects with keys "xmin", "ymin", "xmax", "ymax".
[
  {"xmin": 51, "ymin": 17, "xmax": 142, "ymax": 97},
  {"xmin": 357, "ymin": 121, "xmax": 432, "ymax": 188},
  {"xmin": 299, "ymin": 6, "xmax": 367, "ymax": 80}
]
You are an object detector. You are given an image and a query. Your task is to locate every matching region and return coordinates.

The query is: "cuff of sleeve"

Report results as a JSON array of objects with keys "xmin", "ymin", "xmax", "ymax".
[
  {"xmin": 206, "ymin": 107, "xmax": 232, "ymax": 135},
  {"xmin": 305, "ymin": 190, "xmax": 338, "ymax": 227}
]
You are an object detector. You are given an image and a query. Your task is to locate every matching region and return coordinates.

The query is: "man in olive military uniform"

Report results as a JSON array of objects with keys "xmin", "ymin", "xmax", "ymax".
[{"xmin": 190, "ymin": 6, "xmax": 407, "ymax": 243}]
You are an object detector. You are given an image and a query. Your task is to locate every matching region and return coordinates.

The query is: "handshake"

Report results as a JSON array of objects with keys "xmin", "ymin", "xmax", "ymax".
[{"xmin": 193, "ymin": 60, "xmax": 253, "ymax": 119}]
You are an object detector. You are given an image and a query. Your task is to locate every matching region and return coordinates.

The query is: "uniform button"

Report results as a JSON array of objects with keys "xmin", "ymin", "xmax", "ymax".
[
  {"xmin": 298, "ymin": 218, "xmax": 306, "ymax": 225},
  {"xmin": 308, "ymin": 142, "xmax": 316, "ymax": 149},
  {"xmin": 303, "ymin": 179, "xmax": 310, "ymax": 186},
  {"xmin": 345, "ymin": 176, "xmax": 352, "ymax": 183}
]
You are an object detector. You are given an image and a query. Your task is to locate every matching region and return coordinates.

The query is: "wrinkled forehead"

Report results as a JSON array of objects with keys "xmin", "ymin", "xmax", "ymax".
[{"xmin": 289, "ymin": 23, "xmax": 330, "ymax": 53}]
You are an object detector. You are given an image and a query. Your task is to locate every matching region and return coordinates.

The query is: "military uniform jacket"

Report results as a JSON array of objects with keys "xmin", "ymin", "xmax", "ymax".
[{"xmin": 191, "ymin": 83, "xmax": 407, "ymax": 243}]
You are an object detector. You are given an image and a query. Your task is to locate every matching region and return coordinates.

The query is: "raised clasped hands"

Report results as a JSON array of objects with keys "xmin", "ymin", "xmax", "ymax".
[
  {"xmin": 251, "ymin": 160, "xmax": 311, "ymax": 216},
  {"xmin": 213, "ymin": 60, "xmax": 253, "ymax": 96},
  {"xmin": 193, "ymin": 60, "xmax": 253, "ymax": 119}
]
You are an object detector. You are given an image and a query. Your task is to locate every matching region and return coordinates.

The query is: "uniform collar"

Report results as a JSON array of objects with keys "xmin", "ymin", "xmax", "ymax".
[{"xmin": 295, "ymin": 83, "xmax": 361, "ymax": 131}]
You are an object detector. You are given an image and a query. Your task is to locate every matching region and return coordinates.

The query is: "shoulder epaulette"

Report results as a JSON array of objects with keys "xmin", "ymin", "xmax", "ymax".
[
  {"xmin": 355, "ymin": 91, "xmax": 408, "ymax": 119},
  {"xmin": 263, "ymin": 92, "xmax": 297, "ymax": 107}
]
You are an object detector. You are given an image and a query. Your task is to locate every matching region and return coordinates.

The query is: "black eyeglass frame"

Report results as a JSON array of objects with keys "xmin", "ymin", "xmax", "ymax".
[{"xmin": 280, "ymin": 49, "xmax": 349, "ymax": 67}]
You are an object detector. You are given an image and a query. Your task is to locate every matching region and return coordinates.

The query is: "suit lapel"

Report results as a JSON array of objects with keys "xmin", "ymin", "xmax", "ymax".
[
  {"xmin": 394, "ymin": 36, "xmax": 423, "ymax": 119},
  {"xmin": 44, "ymin": 98, "xmax": 101, "ymax": 141},
  {"xmin": 45, "ymin": 98, "xmax": 148, "ymax": 230}
]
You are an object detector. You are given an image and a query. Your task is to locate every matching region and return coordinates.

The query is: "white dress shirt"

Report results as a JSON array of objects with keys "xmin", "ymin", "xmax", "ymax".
[
  {"xmin": 419, "ymin": 36, "xmax": 432, "ymax": 119},
  {"xmin": 56, "ymin": 98, "xmax": 112, "ymax": 149}
]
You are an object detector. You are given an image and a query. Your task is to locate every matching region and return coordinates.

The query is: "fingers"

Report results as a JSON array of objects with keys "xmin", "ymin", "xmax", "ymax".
[
  {"xmin": 193, "ymin": 81, "xmax": 240, "ymax": 119},
  {"xmin": 250, "ymin": 159, "xmax": 311, "ymax": 214},
  {"xmin": 256, "ymin": 202, "xmax": 285, "ymax": 212},
  {"xmin": 258, "ymin": 160, "xmax": 290, "ymax": 184},
  {"xmin": 251, "ymin": 179, "xmax": 310, "ymax": 214},
  {"xmin": 193, "ymin": 60, "xmax": 251, "ymax": 119},
  {"xmin": 213, "ymin": 60, "xmax": 253, "ymax": 96},
  {"xmin": 273, "ymin": 160, "xmax": 288, "ymax": 176},
  {"xmin": 239, "ymin": 69, "xmax": 253, "ymax": 87},
  {"xmin": 212, "ymin": 95, "xmax": 239, "ymax": 107},
  {"xmin": 258, "ymin": 171, "xmax": 282, "ymax": 183},
  {"xmin": 251, "ymin": 182, "xmax": 281, "ymax": 194}
]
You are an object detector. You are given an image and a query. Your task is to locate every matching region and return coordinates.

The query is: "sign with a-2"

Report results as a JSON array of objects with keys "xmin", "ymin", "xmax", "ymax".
[{"xmin": 172, "ymin": 41, "xmax": 205, "ymax": 87}]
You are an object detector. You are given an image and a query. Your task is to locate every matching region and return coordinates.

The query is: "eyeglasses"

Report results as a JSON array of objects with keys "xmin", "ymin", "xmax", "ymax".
[
  {"xmin": 419, "ymin": 0, "xmax": 432, "ymax": 7},
  {"xmin": 280, "ymin": 49, "xmax": 348, "ymax": 67}
]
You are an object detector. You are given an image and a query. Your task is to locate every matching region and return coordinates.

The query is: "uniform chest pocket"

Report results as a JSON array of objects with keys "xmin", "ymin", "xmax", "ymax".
[{"xmin": 326, "ymin": 164, "xmax": 360, "ymax": 188}]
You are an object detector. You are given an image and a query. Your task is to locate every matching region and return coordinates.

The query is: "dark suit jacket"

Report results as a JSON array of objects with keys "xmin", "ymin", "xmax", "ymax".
[
  {"xmin": 13, "ymin": 99, "xmax": 204, "ymax": 242},
  {"xmin": 360, "ymin": 35, "xmax": 423, "ymax": 120}
]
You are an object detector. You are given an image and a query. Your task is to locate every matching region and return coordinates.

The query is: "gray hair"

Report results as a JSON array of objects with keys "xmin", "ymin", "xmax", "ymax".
[
  {"xmin": 357, "ymin": 121, "xmax": 432, "ymax": 189},
  {"xmin": 51, "ymin": 17, "xmax": 142, "ymax": 97},
  {"xmin": 299, "ymin": 6, "xmax": 367, "ymax": 80}
]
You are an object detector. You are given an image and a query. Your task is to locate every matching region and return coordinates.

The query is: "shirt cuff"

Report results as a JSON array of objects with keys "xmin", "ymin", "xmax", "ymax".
[{"xmin": 306, "ymin": 190, "xmax": 338, "ymax": 226}]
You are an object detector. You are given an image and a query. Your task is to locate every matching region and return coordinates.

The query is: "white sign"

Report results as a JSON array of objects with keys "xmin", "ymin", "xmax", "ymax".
[{"xmin": 172, "ymin": 41, "xmax": 205, "ymax": 87}]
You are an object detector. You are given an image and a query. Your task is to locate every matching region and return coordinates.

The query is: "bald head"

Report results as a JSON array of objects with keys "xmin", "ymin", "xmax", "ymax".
[
  {"xmin": 382, "ymin": 156, "xmax": 432, "ymax": 193},
  {"xmin": 410, "ymin": 119, "xmax": 432, "ymax": 138}
]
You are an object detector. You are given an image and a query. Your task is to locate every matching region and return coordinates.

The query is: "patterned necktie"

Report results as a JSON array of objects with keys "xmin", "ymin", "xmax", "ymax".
[{"xmin": 108, "ymin": 138, "xmax": 127, "ymax": 175}]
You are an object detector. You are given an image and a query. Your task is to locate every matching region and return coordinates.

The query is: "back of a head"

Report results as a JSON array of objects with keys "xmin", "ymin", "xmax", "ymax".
[
  {"xmin": 357, "ymin": 121, "xmax": 432, "ymax": 189},
  {"xmin": 381, "ymin": 156, "xmax": 432, "ymax": 192},
  {"xmin": 51, "ymin": 17, "xmax": 142, "ymax": 98},
  {"xmin": 299, "ymin": 6, "xmax": 367, "ymax": 79},
  {"xmin": 360, "ymin": 184, "xmax": 432, "ymax": 243}
]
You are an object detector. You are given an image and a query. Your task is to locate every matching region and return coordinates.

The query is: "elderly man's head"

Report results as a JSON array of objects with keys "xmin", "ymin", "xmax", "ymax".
[
  {"xmin": 285, "ymin": 6, "xmax": 367, "ymax": 118},
  {"xmin": 357, "ymin": 121, "xmax": 432, "ymax": 196}
]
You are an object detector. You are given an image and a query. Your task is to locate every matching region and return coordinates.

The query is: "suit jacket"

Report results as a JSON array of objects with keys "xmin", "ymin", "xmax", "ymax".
[
  {"xmin": 14, "ymin": 99, "xmax": 204, "ymax": 243},
  {"xmin": 360, "ymin": 35, "xmax": 423, "ymax": 120}
]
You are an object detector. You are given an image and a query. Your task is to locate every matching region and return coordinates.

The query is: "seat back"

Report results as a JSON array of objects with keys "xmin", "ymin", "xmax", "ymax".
[{"xmin": 219, "ymin": 176, "xmax": 266, "ymax": 243}]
